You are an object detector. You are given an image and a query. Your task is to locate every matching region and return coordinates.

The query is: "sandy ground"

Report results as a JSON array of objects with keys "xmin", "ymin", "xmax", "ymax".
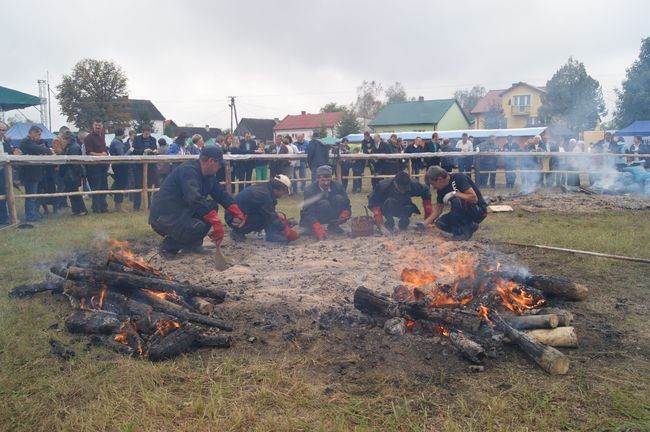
[{"xmin": 489, "ymin": 190, "xmax": 650, "ymax": 213}]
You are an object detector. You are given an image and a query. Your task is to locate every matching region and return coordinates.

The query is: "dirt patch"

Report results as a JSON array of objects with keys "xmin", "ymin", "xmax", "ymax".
[{"xmin": 489, "ymin": 191, "xmax": 650, "ymax": 213}]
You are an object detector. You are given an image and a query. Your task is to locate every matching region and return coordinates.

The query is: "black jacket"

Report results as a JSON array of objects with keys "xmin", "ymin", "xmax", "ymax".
[
  {"xmin": 371, "ymin": 140, "xmax": 395, "ymax": 175},
  {"xmin": 307, "ymin": 139, "xmax": 330, "ymax": 169},
  {"xmin": 424, "ymin": 140, "xmax": 440, "ymax": 167},
  {"xmin": 368, "ymin": 177, "xmax": 431, "ymax": 212},
  {"xmin": 19, "ymin": 138, "xmax": 51, "ymax": 182},
  {"xmin": 149, "ymin": 160, "xmax": 235, "ymax": 231},
  {"xmin": 59, "ymin": 140, "xmax": 85, "ymax": 181},
  {"xmin": 132, "ymin": 134, "xmax": 157, "ymax": 155},
  {"xmin": 405, "ymin": 143, "xmax": 425, "ymax": 169},
  {"xmin": 300, "ymin": 180, "xmax": 351, "ymax": 226},
  {"xmin": 234, "ymin": 182, "xmax": 284, "ymax": 233}
]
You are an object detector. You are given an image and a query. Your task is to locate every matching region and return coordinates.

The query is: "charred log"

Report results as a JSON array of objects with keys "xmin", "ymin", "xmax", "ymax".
[
  {"xmin": 49, "ymin": 339, "xmax": 75, "ymax": 360},
  {"xmin": 9, "ymin": 279, "xmax": 64, "ymax": 298},
  {"xmin": 525, "ymin": 275, "xmax": 588, "ymax": 301},
  {"xmin": 489, "ymin": 310, "xmax": 569, "ymax": 375},
  {"xmin": 449, "ymin": 332, "xmax": 486, "ymax": 364},
  {"xmin": 196, "ymin": 333, "xmax": 231, "ymax": 348},
  {"xmin": 65, "ymin": 309, "xmax": 122, "ymax": 334},
  {"xmin": 147, "ymin": 325, "xmax": 201, "ymax": 361},
  {"xmin": 89, "ymin": 335, "xmax": 137, "ymax": 356}
]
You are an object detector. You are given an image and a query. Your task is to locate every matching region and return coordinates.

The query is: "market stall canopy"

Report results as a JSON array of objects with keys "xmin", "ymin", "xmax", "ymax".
[
  {"xmin": 614, "ymin": 120, "xmax": 650, "ymax": 137},
  {"xmin": 0, "ymin": 86, "xmax": 41, "ymax": 111}
]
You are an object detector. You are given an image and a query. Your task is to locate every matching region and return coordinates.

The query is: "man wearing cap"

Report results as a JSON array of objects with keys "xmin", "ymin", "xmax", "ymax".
[
  {"xmin": 368, "ymin": 171, "xmax": 432, "ymax": 234},
  {"xmin": 149, "ymin": 146, "xmax": 246, "ymax": 258},
  {"xmin": 226, "ymin": 174, "xmax": 299, "ymax": 244},
  {"xmin": 300, "ymin": 165, "xmax": 351, "ymax": 241},
  {"xmin": 423, "ymin": 166, "xmax": 487, "ymax": 240}
]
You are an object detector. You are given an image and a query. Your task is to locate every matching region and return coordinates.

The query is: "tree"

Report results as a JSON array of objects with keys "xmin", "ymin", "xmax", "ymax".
[
  {"xmin": 453, "ymin": 85, "xmax": 486, "ymax": 117},
  {"xmin": 483, "ymin": 101, "xmax": 507, "ymax": 129},
  {"xmin": 538, "ymin": 57, "xmax": 606, "ymax": 132},
  {"xmin": 133, "ymin": 110, "xmax": 154, "ymax": 133},
  {"xmin": 353, "ymin": 80, "xmax": 384, "ymax": 126},
  {"xmin": 614, "ymin": 37, "xmax": 650, "ymax": 128},
  {"xmin": 57, "ymin": 59, "xmax": 130, "ymax": 129},
  {"xmin": 336, "ymin": 109, "xmax": 362, "ymax": 138},
  {"xmin": 320, "ymin": 102, "xmax": 347, "ymax": 113},
  {"xmin": 385, "ymin": 81, "xmax": 407, "ymax": 104}
]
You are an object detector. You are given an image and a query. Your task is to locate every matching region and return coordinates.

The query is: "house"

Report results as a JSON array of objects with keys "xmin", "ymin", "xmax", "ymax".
[
  {"xmin": 175, "ymin": 125, "xmax": 224, "ymax": 142},
  {"xmin": 234, "ymin": 118, "xmax": 277, "ymax": 141},
  {"xmin": 273, "ymin": 111, "xmax": 344, "ymax": 139},
  {"xmin": 471, "ymin": 83, "xmax": 546, "ymax": 129},
  {"xmin": 368, "ymin": 98, "xmax": 470, "ymax": 132},
  {"xmin": 125, "ymin": 99, "xmax": 166, "ymax": 133}
]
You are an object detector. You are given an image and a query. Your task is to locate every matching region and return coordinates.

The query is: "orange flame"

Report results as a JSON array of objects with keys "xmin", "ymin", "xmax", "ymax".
[
  {"xmin": 145, "ymin": 289, "xmax": 182, "ymax": 303},
  {"xmin": 113, "ymin": 319, "xmax": 143, "ymax": 356},
  {"xmin": 155, "ymin": 318, "xmax": 180, "ymax": 337},
  {"xmin": 405, "ymin": 320, "xmax": 416, "ymax": 330},
  {"xmin": 88, "ymin": 287, "xmax": 107, "ymax": 310},
  {"xmin": 495, "ymin": 279, "xmax": 544, "ymax": 315},
  {"xmin": 401, "ymin": 268, "xmax": 436, "ymax": 287},
  {"xmin": 435, "ymin": 325, "xmax": 450, "ymax": 337},
  {"xmin": 108, "ymin": 239, "xmax": 168, "ymax": 279},
  {"xmin": 478, "ymin": 304, "xmax": 495, "ymax": 328}
]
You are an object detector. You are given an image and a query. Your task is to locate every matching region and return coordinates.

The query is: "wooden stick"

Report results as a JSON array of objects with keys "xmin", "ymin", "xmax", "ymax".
[
  {"xmin": 505, "ymin": 314, "xmax": 559, "ymax": 330},
  {"xmin": 4, "ymin": 164, "xmax": 17, "ymax": 224},
  {"xmin": 503, "ymin": 241, "xmax": 650, "ymax": 265},
  {"xmin": 525, "ymin": 327, "xmax": 578, "ymax": 348},
  {"xmin": 449, "ymin": 331, "xmax": 486, "ymax": 363},
  {"xmin": 142, "ymin": 162, "xmax": 149, "ymax": 211}
]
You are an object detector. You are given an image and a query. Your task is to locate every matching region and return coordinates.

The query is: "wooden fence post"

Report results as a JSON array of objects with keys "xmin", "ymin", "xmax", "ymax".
[
  {"xmin": 335, "ymin": 159, "xmax": 342, "ymax": 183},
  {"xmin": 142, "ymin": 163, "xmax": 149, "ymax": 211},
  {"xmin": 4, "ymin": 165, "xmax": 17, "ymax": 224},
  {"xmin": 225, "ymin": 160, "xmax": 232, "ymax": 192}
]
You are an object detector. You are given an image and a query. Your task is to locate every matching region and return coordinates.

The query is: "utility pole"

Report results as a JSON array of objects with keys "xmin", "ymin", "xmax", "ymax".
[
  {"xmin": 37, "ymin": 79, "xmax": 48, "ymax": 128},
  {"xmin": 47, "ymin": 71, "xmax": 52, "ymax": 130},
  {"xmin": 228, "ymin": 96, "xmax": 238, "ymax": 136}
]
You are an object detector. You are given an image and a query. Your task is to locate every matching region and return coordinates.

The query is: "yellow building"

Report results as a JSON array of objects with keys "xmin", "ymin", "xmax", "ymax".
[{"xmin": 471, "ymin": 82, "xmax": 546, "ymax": 129}]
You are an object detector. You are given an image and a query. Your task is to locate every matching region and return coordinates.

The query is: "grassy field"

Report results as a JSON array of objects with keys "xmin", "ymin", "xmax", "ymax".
[{"xmin": 1, "ymin": 192, "xmax": 649, "ymax": 431}]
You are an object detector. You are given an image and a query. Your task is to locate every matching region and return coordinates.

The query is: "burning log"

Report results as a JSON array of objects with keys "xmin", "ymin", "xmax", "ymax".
[
  {"xmin": 449, "ymin": 332, "xmax": 486, "ymax": 364},
  {"xmin": 65, "ymin": 309, "xmax": 122, "ymax": 334},
  {"xmin": 525, "ymin": 275, "xmax": 588, "ymax": 302},
  {"xmin": 488, "ymin": 310, "xmax": 569, "ymax": 375},
  {"xmin": 9, "ymin": 279, "xmax": 64, "ymax": 298},
  {"xmin": 353, "ymin": 286, "xmax": 482, "ymax": 333},
  {"xmin": 536, "ymin": 308, "xmax": 574, "ymax": 327},
  {"xmin": 525, "ymin": 327, "xmax": 578, "ymax": 348},
  {"xmin": 504, "ymin": 314, "xmax": 559, "ymax": 330},
  {"xmin": 51, "ymin": 265, "xmax": 227, "ymax": 302},
  {"xmin": 90, "ymin": 335, "xmax": 137, "ymax": 356},
  {"xmin": 147, "ymin": 325, "xmax": 201, "ymax": 361}
]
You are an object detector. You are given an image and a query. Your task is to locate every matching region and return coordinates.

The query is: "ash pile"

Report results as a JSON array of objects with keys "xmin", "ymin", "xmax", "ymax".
[{"xmin": 10, "ymin": 241, "xmax": 232, "ymax": 361}]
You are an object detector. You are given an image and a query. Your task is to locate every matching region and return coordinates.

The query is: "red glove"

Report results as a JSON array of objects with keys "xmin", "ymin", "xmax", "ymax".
[
  {"xmin": 337, "ymin": 210, "xmax": 351, "ymax": 225},
  {"xmin": 423, "ymin": 200, "xmax": 433, "ymax": 219},
  {"xmin": 370, "ymin": 207, "xmax": 383, "ymax": 227},
  {"xmin": 312, "ymin": 222, "xmax": 326, "ymax": 241},
  {"xmin": 282, "ymin": 226, "xmax": 300, "ymax": 242},
  {"xmin": 227, "ymin": 204, "xmax": 247, "ymax": 226},
  {"xmin": 203, "ymin": 209, "xmax": 224, "ymax": 245}
]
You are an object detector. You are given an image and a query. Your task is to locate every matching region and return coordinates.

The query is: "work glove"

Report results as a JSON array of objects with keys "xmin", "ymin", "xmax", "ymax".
[
  {"xmin": 370, "ymin": 207, "xmax": 383, "ymax": 227},
  {"xmin": 203, "ymin": 209, "xmax": 225, "ymax": 245},
  {"xmin": 337, "ymin": 210, "xmax": 351, "ymax": 225},
  {"xmin": 312, "ymin": 222, "xmax": 326, "ymax": 241},
  {"xmin": 227, "ymin": 204, "xmax": 247, "ymax": 228},
  {"xmin": 282, "ymin": 226, "xmax": 300, "ymax": 242},
  {"xmin": 442, "ymin": 191, "xmax": 456, "ymax": 204},
  {"xmin": 423, "ymin": 200, "xmax": 433, "ymax": 219}
]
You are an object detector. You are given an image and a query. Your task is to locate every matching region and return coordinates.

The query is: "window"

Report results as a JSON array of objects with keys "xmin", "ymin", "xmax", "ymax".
[{"xmin": 512, "ymin": 95, "xmax": 531, "ymax": 106}]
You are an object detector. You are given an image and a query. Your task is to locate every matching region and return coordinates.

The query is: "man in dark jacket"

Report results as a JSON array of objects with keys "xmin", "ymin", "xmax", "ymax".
[
  {"xmin": 84, "ymin": 118, "xmax": 109, "ymax": 213},
  {"xmin": 370, "ymin": 133, "xmax": 394, "ymax": 187},
  {"xmin": 368, "ymin": 171, "xmax": 432, "ymax": 233},
  {"xmin": 0, "ymin": 121, "xmax": 16, "ymax": 224},
  {"xmin": 300, "ymin": 165, "xmax": 351, "ymax": 241},
  {"xmin": 58, "ymin": 130, "xmax": 88, "ymax": 216},
  {"xmin": 405, "ymin": 137, "xmax": 425, "ymax": 175},
  {"xmin": 131, "ymin": 125, "xmax": 158, "ymax": 210},
  {"xmin": 424, "ymin": 166, "xmax": 487, "ymax": 240},
  {"xmin": 477, "ymin": 135, "xmax": 499, "ymax": 188},
  {"xmin": 19, "ymin": 126, "xmax": 53, "ymax": 221},
  {"xmin": 109, "ymin": 127, "xmax": 129, "ymax": 212},
  {"xmin": 149, "ymin": 147, "xmax": 246, "ymax": 259},
  {"xmin": 307, "ymin": 131, "xmax": 330, "ymax": 181},
  {"xmin": 225, "ymin": 174, "xmax": 299, "ymax": 244},
  {"xmin": 424, "ymin": 133, "xmax": 441, "ymax": 168},
  {"xmin": 502, "ymin": 135, "xmax": 519, "ymax": 188}
]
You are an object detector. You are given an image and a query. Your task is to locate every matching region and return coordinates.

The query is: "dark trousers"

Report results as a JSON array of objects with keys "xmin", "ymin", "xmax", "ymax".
[
  {"xmin": 63, "ymin": 177, "xmax": 87, "ymax": 215},
  {"xmin": 0, "ymin": 168, "xmax": 7, "ymax": 223},
  {"xmin": 54, "ymin": 168, "xmax": 68, "ymax": 209},
  {"xmin": 86, "ymin": 166, "xmax": 108, "ymax": 213},
  {"xmin": 381, "ymin": 198, "xmax": 417, "ymax": 230},
  {"xmin": 352, "ymin": 161, "xmax": 365, "ymax": 193},
  {"xmin": 23, "ymin": 180, "xmax": 40, "ymax": 221},
  {"xmin": 112, "ymin": 165, "xmax": 129, "ymax": 204},
  {"xmin": 153, "ymin": 217, "xmax": 211, "ymax": 253},
  {"xmin": 340, "ymin": 165, "xmax": 350, "ymax": 191},
  {"xmin": 567, "ymin": 173, "xmax": 580, "ymax": 187},
  {"xmin": 435, "ymin": 198, "xmax": 484, "ymax": 236},
  {"xmin": 226, "ymin": 212, "xmax": 283, "ymax": 241},
  {"xmin": 242, "ymin": 162, "xmax": 254, "ymax": 190},
  {"xmin": 302, "ymin": 197, "xmax": 347, "ymax": 229},
  {"xmin": 505, "ymin": 168, "xmax": 517, "ymax": 188}
]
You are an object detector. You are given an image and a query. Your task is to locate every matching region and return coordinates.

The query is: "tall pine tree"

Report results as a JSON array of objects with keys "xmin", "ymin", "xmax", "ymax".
[{"xmin": 614, "ymin": 37, "xmax": 650, "ymax": 128}]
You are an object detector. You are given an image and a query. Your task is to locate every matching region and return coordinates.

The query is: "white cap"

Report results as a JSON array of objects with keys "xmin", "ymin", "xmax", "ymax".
[{"xmin": 273, "ymin": 174, "xmax": 291, "ymax": 190}]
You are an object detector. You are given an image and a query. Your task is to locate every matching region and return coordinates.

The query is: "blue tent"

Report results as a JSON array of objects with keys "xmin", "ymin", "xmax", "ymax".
[
  {"xmin": 615, "ymin": 120, "xmax": 650, "ymax": 137},
  {"xmin": 6, "ymin": 122, "xmax": 56, "ymax": 147}
]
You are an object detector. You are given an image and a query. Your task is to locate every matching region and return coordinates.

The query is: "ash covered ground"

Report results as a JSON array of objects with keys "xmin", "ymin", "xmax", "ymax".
[{"xmin": 490, "ymin": 190, "xmax": 650, "ymax": 213}]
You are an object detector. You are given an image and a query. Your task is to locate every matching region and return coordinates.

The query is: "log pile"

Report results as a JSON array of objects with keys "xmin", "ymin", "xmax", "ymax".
[
  {"xmin": 10, "ymin": 243, "xmax": 232, "ymax": 361},
  {"xmin": 354, "ymin": 267, "xmax": 584, "ymax": 375}
]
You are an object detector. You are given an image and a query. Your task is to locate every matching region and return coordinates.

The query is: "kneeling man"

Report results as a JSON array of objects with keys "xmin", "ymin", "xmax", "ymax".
[
  {"xmin": 226, "ymin": 174, "xmax": 299, "ymax": 244},
  {"xmin": 368, "ymin": 171, "xmax": 432, "ymax": 234},
  {"xmin": 423, "ymin": 166, "xmax": 487, "ymax": 240},
  {"xmin": 149, "ymin": 147, "xmax": 246, "ymax": 258},
  {"xmin": 300, "ymin": 165, "xmax": 351, "ymax": 241}
]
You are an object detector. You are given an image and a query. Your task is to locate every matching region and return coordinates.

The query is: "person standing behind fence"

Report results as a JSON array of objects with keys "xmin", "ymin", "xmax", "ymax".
[
  {"xmin": 84, "ymin": 119, "xmax": 109, "ymax": 213},
  {"xmin": 478, "ymin": 135, "xmax": 498, "ymax": 188},
  {"xmin": 307, "ymin": 131, "xmax": 330, "ymax": 182},
  {"xmin": 455, "ymin": 133, "xmax": 473, "ymax": 175},
  {"xmin": 294, "ymin": 133, "xmax": 308, "ymax": 192},
  {"xmin": 424, "ymin": 133, "xmax": 441, "ymax": 168},
  {"xmin": 109, "ymin": 128, "xmax": 129, "ymax": 213},
  {"xmin": 131, "ymin": 125, "xmax": 158, "ymax": 210},
  {"xmin": 502, "ymin": 135, "xmax": 519, "ymax": 188},
  {"xmin": 1, "ymin": 121, "xmax": 18, "ymax": 224},
  {"xmin": 58, "ymin": 129, "xmax": 88, "ymax": 216},
  {"xmin": 405, "ymin": 136, "xmax": 425, "ymax": 176},
  {"xmin": 240, "ymin": 132, "xmax": 257, "ymax": 188},
  {"xmin": 254, "ymin": 140, "xmax": 268, "ymax": 182},
  {"xmin": 440, "ymin": 138, "xmax": 456, "ymax": 173},
  {"xmin": 20, "ymin": 126, "xmax": 53, "ymax": 221},
  {"xmin": 51, "ymin": 126, "xmax": 71, "ymax": 211}
]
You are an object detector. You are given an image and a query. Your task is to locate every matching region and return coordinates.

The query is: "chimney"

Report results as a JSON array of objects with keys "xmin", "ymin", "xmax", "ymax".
[
  {"xmin": 301, "ymin": 111, "xmax": 306, "ymax": 115},
  {"xmin": 418, "ymin": 96, "xmax": 424, "ymax": 102},
  {"xmin": 205, "ymin": 124, "xmax": 210, "ymax": 131}
]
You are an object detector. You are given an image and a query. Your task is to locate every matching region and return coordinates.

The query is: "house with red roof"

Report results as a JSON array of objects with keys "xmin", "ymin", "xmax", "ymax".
[
  {"xmin": 471, "ymin": 82, "xmax": 546, "ymax": 129},
  {"xmin": 273, "ymin": 111, "xmax": 344, "ymax": 140}
]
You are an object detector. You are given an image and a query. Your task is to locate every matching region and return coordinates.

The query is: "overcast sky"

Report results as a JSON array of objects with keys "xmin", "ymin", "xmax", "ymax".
[{"xmin": 3, "ymin": 0, "xmax": 648, "ymax": 131}]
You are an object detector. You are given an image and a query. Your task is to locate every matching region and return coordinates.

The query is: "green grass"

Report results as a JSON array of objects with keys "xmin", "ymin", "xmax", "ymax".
[{"xmin": 1, "ymin": 196, "xmax": 649, "ymax": 431}]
